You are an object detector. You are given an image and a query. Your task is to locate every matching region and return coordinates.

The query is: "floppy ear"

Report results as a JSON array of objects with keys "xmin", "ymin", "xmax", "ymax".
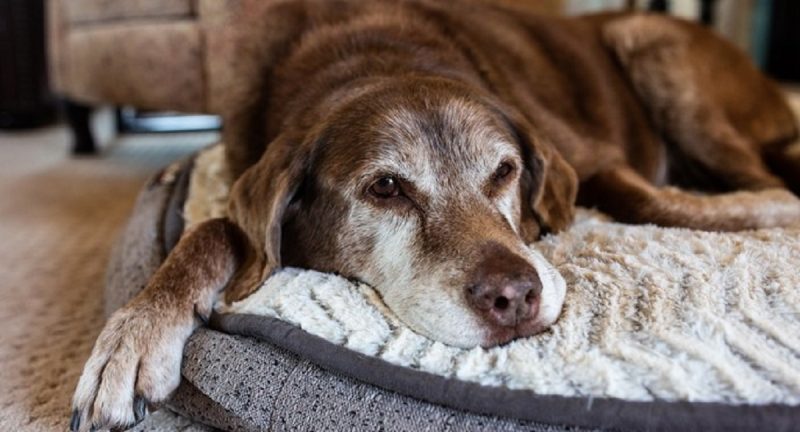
[
  {"xmin": 224, "ymin": 134, "xmax": 309, "ymax": 302},
  {"xmin": 511, "ymin": 115, "xmax": 579, "ymax": 241}
]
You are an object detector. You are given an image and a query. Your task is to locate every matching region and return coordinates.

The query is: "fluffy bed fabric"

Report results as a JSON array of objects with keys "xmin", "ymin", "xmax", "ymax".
[{"xmin": 183, "ymin": 144, "xmax": 800, "ymax": 406}]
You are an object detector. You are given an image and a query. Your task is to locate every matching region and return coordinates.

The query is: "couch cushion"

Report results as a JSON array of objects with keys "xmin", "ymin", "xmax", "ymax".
[
  {"xmin": 65, "ymin": 0, "xmax": 194, "ymax": 25},
  {"xmin": 64, "ymin": 21, "xmax": 204, "ymax": 112}
]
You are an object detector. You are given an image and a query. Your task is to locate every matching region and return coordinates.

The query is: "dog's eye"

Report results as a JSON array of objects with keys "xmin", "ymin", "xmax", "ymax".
[
  {"xmin": 493, "ymin": 162, "xmax": 513, "ymax": 181},
  {"xmin": 369, "ymin": 176, "xmax": 400, "ymax": 198}
]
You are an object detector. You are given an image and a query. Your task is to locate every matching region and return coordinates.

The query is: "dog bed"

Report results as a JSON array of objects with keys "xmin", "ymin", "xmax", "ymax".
[{"xmin": 106, "ymin": 143, "xmax": 800, "ymax": 432}]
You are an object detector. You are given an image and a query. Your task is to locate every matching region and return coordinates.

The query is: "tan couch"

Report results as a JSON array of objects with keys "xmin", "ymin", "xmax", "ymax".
[{"xmin": 47, "ymin": 0, "xmax": 242, "ymax": 114}]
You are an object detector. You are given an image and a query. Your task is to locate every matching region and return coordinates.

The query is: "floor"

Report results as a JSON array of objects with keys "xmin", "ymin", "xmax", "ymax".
[{"xmin": 0, "ymin": 125, "xmax": 217, "ymax": 431}]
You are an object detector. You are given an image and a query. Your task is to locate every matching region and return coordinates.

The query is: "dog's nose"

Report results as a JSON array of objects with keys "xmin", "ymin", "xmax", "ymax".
[
  {"xmin": 466, "ymin": 273, "xmax": 541, "ymax": 327},
  {"xmin": 465, "ymin": 245, "xmax": 542, "ymax": 328}
]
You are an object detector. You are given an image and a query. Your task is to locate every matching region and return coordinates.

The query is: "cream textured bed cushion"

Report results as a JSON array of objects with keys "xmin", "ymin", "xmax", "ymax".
[{"xmin": 184, "ymin": 144, "xmax": 800, "ymax": 406}]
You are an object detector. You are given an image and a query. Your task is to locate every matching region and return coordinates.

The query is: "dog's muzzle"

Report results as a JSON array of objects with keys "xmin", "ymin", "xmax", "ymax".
[{"xmin": 465, "ymin": 243, "xmax": 545, "ymax": 346}]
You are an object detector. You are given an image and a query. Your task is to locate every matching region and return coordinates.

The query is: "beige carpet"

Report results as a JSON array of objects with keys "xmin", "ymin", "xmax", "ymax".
[{"xmin": 0, "ymin": 126, "xmax": 214, "ymax": 431}]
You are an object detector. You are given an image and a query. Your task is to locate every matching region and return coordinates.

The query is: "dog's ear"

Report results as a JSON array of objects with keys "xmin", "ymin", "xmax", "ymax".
[
  {"xmin": 224, "ymin": 134, "xmax": 309, "ymax": 302},
  {"xmin": 524, "ymin": 138, "xmax": 578, "ymax": 236},
  {"xmin": 506, "ymin": 111, "xmax": 578, "ymax": 242}
]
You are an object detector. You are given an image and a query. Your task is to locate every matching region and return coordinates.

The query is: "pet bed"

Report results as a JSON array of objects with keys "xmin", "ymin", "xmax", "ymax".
[{"xmin": 106, "ymin": 143, "xmax": 800, "ymax": 432}]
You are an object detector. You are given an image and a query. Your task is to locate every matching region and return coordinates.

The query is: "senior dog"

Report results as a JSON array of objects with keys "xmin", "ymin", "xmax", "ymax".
[{"xmin": 71, "ymin": 0, "xmax": 800, "ymax": 430}]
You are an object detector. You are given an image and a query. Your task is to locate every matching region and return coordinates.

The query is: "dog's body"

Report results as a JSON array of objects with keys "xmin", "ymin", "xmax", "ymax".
[{"xmin": 72, "ymin": 1, "xmax": 800, "ymax": 430}]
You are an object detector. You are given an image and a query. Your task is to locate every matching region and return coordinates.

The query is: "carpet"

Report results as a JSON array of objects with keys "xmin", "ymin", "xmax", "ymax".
[{"xmin": 0, "ymin": 127, "xmax": 215, "ymax": 431}]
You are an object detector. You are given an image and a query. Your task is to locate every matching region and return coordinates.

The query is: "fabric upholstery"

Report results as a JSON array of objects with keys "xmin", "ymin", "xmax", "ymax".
[
  {"xmin": 104, "ymin": 161, "xmax": 183, "ymax": 315},
  {"xmin": 64, "ymin": 0, "xmax": 194, "ymax": 24},
  {"xmin": 64, "ymin": 22, "xmax": 204, "ymax": 111},
  {"xmin": 48, "ymin": 0, "xmax": 208, "ymax": 112},
  {"xmin": 170, "ymin": 328, "xmax": 599, "ymax": 432}
]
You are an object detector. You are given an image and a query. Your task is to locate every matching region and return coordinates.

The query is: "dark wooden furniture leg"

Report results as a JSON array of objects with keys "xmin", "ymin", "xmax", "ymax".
[
  {"xmin": 63, "ymin": 99, "xmax": 96, "ymax": 155},
  {"xmin": 648, "ymin": 0, "xmax": 670, "ymax": 12},
  {"xmin": 700, "ymin": 0, "xmax": 717, "ymax": 25}
]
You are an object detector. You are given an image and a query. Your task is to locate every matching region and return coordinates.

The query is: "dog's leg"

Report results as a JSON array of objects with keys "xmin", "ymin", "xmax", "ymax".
[
  {"xmin": 581, "ymin": 165, "xmax": 800, "ymax": 231},
  {"xmin": 70, "ymin": 218, "xmax": 244, "ymax": 432},
  {"xmin": 603, "ymin": 14, "xmax": 798, "ymax": 192}
]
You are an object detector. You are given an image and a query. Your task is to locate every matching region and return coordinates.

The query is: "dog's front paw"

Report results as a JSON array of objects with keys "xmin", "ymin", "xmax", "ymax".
[{"xmin": 70, "ymin": 302, "xmax": 196, "ymax": 431}]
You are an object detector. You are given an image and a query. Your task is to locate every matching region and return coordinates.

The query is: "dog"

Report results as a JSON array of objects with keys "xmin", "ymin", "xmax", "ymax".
[{"xmin": 71, "ymin": 0, "xmax": 800, "ymax": 430}]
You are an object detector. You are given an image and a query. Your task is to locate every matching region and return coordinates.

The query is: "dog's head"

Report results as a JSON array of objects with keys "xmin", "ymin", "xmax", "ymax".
[{"xmin": 227, "ymin": 78, "xmax": 577, "ymax": 348}]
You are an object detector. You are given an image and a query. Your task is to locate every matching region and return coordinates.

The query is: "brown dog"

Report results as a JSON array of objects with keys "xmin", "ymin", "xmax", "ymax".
[{"xmin": 71, "ymin": 1, "xmax": 800, "ymax": 430}]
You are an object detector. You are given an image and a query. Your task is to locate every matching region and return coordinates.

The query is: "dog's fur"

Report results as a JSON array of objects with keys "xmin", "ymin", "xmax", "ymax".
[{"xmin": 72, "ymin": 1, "xmax": 800, "ymax": 430}]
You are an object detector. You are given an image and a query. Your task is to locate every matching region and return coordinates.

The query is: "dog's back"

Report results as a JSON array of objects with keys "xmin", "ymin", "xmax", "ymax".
[
  {"xmin": 220, "ymin": 0, "xmax": 650, "ymax": 179},
  {"xmin": 221, "ymin": 0, "xmax": 796, "ymax": 187}
]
